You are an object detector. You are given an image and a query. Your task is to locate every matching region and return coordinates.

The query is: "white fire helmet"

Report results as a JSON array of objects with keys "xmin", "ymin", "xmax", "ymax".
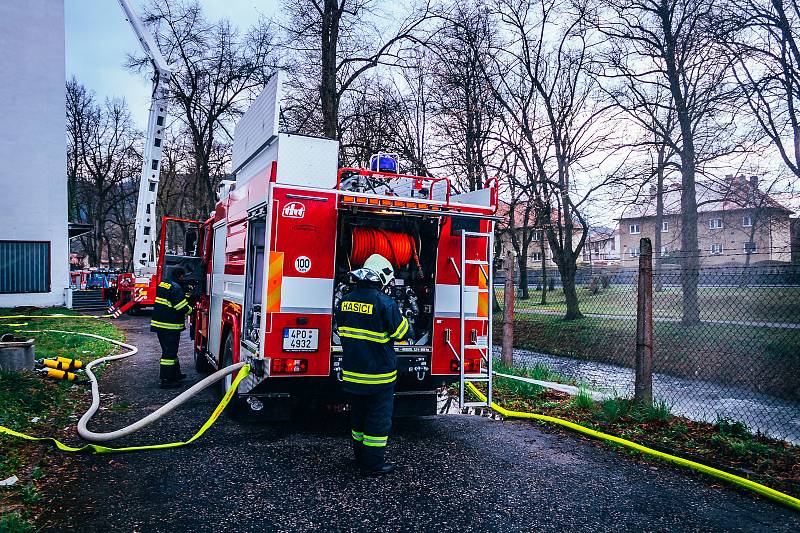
[{"xmin": 362, "ymin": 254, "xmax": 395, "ymax": 287}]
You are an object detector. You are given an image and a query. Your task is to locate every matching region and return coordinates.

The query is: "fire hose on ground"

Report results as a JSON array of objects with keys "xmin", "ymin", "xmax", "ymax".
[
  {"xmin": 0, "ymin": 321, "xmax": 250, "ymax": 453},
  {"xmin": 465, "ymin": 381, "xmax": 800, "ymax": 512},
  {"xmin": 0, "ymin": 315, "xmax": 798, "ymax": 511}
]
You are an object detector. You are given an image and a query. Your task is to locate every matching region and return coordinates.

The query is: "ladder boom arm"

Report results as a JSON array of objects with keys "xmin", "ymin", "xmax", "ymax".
[
  {"xmin": 117, "ymin": 0, "xmax": 170, "ymax": 72},
  {"xmin": 117, "ymin": 0, "xmax": 172, "ymax": 275}
]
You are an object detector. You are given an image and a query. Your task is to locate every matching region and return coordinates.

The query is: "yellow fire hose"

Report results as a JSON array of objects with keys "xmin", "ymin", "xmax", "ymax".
[
  {"xmin": 466, "ymin": 382, "xmax": 800, "ymax": 512},
  {"xmin": 0, "ymin": 324, "xmax": 251, "ymax": 453},
  {"xmin": 2, "ymin": 315, "xmax": 797, "ymax": 510}
]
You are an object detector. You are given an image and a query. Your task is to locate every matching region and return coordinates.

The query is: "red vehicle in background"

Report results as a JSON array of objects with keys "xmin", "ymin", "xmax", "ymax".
[{"xmin": 109, "ymin": 217, "xmax": 202, "ymax": 317}]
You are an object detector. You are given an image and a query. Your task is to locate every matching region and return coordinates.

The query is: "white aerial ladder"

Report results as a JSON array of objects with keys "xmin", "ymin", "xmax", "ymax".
[{"xmin": 117, "ymin": 0, "xmax": 171, "ymax": 277}]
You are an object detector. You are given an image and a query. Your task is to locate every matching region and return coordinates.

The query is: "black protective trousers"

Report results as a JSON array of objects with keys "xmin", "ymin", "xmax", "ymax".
[
  {"xmin": 348, "ymin": 386, "xmax": 394, "ymax": 469},
  {"xmin": 156, "ymin": 331, "xmax": 182, "ymax": 382}
]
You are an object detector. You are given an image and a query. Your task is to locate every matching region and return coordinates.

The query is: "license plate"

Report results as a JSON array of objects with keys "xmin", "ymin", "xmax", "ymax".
[{"xmin": 282, "ymin": 328, "xmax": 319, "ymax": 352}]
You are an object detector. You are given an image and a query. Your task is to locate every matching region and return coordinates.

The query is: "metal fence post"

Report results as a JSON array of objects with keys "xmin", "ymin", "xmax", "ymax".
[
  {"xmin": 635, "ymin": 237, "xmax": 654, "ymax": 405},
  {"xmin": 502, "ymin": 251, "xmax": 516, "ymax": 366}
]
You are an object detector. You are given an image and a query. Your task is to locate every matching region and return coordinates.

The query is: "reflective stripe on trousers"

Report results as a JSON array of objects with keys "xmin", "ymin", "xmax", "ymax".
[
  {"xmin": 151, "ymin": 320, "xmax": 183, "ymax": 330},
  {"xmin": 342, "ymin": 369, "xmax": 397, "ymax": 385}
]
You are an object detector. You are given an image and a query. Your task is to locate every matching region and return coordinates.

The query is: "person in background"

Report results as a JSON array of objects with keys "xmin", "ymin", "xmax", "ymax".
[{"xmin": 150, "ymin": 267, "xmax": 192, "ymax": 389}]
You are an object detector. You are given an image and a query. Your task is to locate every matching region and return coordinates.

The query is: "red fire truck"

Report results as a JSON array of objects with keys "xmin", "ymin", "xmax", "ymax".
[
  {"xmin": 190, "ymin": 76, "xmax": 499, "ymax": 418},
  {"xmin": 110, "ymin": 217, "xmax": 201, "ymax": 317}
]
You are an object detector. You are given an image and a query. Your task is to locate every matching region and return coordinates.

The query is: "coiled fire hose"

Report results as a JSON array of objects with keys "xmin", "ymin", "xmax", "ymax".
[
  {"xmin": 351, "ymin": 227, "xmax": 416, "ymax": 269},
  {"xmin": 0, "ymin": 326, "xmax": 250, "ymax": 453}
]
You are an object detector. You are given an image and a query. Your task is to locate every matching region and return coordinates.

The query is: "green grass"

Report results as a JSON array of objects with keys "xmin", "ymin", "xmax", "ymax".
[
  {"xmin": 498, "ymin": 286, "xmax": 800, "ymax": 324},
  {"xmin": 501, "ymin": 312, "xmax": 800, "ymax": 399},
  {"xmin": 571, "ymin": 387, "xmax": 596, "ymax": 410},
  {"xmin": 0, "ymin": 512, "xmax": 32, "ymax": 533},
  {"xmin": 0, "ymin": 308, "xmax": 124, "ymax": 529}
]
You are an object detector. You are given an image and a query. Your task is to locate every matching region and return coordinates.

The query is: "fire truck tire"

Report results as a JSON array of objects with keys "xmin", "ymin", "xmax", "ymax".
[
  {"xmin": 219, "ymin": 333, "xmax": 242, "ymax": 418},
  {"xmin": 127, "ymin": 304, "xmax": 140, "ymax": 316}
]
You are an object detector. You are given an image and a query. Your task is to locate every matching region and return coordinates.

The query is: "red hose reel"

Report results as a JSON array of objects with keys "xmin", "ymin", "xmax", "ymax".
[{"xmin": 351, "ymin": 227, "xmax": 417, "ymax": 269}]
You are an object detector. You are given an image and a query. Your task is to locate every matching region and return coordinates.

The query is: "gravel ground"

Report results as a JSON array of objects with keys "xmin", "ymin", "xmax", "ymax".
[{"xmin": 40, "ymin": 316, "xmax": 800, "ymax": 532}]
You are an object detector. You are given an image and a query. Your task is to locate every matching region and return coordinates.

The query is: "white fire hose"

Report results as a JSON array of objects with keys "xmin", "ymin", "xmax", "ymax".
[{"xmin": 27, "ymin": 329, "xmax": 246, "ymax": 443}]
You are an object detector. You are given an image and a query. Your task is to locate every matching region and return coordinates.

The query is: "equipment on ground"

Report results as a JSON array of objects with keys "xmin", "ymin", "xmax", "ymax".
[{"xmin": 190, "ymin": 74, "xmax": 500, "ymax": 419}]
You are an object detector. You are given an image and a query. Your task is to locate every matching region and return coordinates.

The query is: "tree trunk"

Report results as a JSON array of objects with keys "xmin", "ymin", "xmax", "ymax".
[
  {"xmin": 661, "ymin": 0, "xmax": 700, "ymax": 325},
  {"xmin": 320, "ymin": 0, "xmax": 341, "ymax": 140},
  {"xmin": 517, "ymin": 253, "xmax": 529, "ymax": 299},
  {"xmin": 679, "ymin": 155, "xmax": 700, "ymax": 325},
  {"xmin": 539, "ymin": 232, "xmax": 548, "ymax": 305},
  {"xmin": 654, "ymin": 144, "xmax": 665, "ymax": 292},
  {"xmin": 560, "ymin": 259, "xmax": 582, "ymax": 320}
]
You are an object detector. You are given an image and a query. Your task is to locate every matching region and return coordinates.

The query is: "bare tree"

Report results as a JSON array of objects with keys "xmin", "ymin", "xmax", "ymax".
[
  {"xmin": 66, "ymin": 78, "xmax": 93, "ymax": 222},
  {"xmin": 131, "ymin": 0, "xmax": 279, "ymax": 214},
  {"xmin": 68, "ymin": 81, "xmax": 141, "ymax": 267},
  {"xmin": 428, "ymin": 1, "xmax": 500, "ymax": 192},
  {"xmin": 599, "ymin": 0, "xmax": 744, "ymax": 324},
  {"xmin": 724, "ymin": 0, "xmax": 800, "ymax": 180},
  {"xmin": 488, "ymin": 0, "xmax": 617, "ymax": 319},
  {"xmin": 281, "ymin": 0, "xmax": 431, "ymax": 140}
]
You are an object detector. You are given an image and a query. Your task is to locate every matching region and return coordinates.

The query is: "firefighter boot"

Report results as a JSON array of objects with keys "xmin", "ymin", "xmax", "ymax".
[{"xmin": 360, "ymin": 444, "xmax": 395, "ymax": 476}]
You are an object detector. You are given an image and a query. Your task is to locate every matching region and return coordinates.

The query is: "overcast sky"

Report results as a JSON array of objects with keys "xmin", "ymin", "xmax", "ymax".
[{"xmin": 65, "ymin": 0, "xmax": 278, "ymax": 128}]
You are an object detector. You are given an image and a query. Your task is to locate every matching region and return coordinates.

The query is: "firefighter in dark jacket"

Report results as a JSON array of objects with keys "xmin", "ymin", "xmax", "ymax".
[
  {"xmin": 335, "ymin": 254, "xmax": 410, "ymax": 475},
  {"xmin": 151, "ymin": 267, "xmax": 192, "ymax": 388}
]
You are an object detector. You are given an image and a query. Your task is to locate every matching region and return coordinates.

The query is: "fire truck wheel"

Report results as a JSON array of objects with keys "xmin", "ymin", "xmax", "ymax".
[
  {"xmin": 219, "ymin": 333, "xmax": 241, "ymax": 418},
  {"xmin": 127, "ymin": 304, "xmax": 140, "ymax": 316}
]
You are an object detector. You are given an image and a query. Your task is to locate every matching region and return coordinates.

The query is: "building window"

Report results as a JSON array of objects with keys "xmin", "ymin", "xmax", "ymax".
[
  {"xmin": 531, "ymin": 230, "xmax": 542, "ymax": 241},
  {"xmin": 629, "ymin": 247, "xmax": 640, "ymax": 258},
  {"xmin": 0, "ymin": 241, "xmax": 51, "ymax": 294},
  {"xmin": 744, "ymin": 241, "xmax": 757, "ymax": 254},
  {"xmin": 661, "ymin": 246, "xmax": 669, "ymax": 255},
  {"xmin": 662, "ymin": 221, "xmax": 669, "ymax": 232},
  {"xmin": 742, "ymin": 215, "xmax": 753, "ymax": 227},
  {"xmin": 531, "ymin": 252, "xmax": 543, "ymax": 262},
  {"xmin": 710, "ymin": 243, "xmax": 724, "ymax": 255},
  {"xmin": 629, "ymin": 224, "xmax": 640, "ymax": 234},
  {"xmin": 709, "ymin": 218, "xmax": 723, "ymax": 229}
]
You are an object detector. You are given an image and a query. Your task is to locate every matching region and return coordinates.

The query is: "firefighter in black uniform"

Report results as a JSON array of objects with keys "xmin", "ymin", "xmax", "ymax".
[
  {"xmin": 151, "ymin": 267, "xmax": 192, "ymax": 388},
  {"xmin": 335, "ymin": 254, "xmax": 410, "ymax": 475}
]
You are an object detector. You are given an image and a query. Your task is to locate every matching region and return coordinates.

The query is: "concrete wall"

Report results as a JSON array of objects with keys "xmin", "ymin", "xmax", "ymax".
[{"xmin": 0, "ymin": 1, "xmax": 68, "ymax": 307}]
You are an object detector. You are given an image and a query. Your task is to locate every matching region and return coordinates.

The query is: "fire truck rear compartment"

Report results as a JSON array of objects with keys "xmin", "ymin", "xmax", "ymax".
[{"xmin": 333, "ymin": 210, "xmax": 441, "ymax": 349}]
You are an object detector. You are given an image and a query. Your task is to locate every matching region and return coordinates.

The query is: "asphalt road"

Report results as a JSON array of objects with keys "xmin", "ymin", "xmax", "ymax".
[{"xmin": 42, "ymin": 316, "xmax": 800, "ymax": 532}]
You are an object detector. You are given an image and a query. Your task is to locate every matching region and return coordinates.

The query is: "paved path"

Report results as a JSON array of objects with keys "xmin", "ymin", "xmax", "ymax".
[
  {"xmin": 517, "ymin": 308, "xmax": 800, "ymax": 329},
  {"xmin": 40, "ymin": 317, "xmax": 800, "ymax": 532}
]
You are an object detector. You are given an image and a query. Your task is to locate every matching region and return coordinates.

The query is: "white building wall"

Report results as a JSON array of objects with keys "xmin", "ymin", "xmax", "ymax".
[{"xmin": 0, "ymin": 1, "xmax": 68, "ymax": 307}]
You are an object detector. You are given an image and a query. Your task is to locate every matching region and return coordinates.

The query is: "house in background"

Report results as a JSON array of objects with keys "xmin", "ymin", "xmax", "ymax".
[
  {"xmin": 0, "ymin": 2, "xmax": 69, "ymax": 307},
  {"xmin": 582, "ymin": 227, "xmax": 620, "ymax": 265},
  {"xmin": 618, "ymin": 176, "xmax": 793, "ymax": 267},
  {"xmin": 496, "ymin": 200, "xmax": 585, "ymax": 270}
]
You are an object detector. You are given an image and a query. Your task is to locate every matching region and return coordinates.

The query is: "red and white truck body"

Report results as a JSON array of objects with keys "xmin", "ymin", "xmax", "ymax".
[{"xmin": 192, "ymin": 76, "xmax": 498, "ymax": 417}]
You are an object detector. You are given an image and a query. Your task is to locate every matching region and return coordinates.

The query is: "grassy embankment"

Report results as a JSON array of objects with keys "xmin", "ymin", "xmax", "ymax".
[
  {"xmin": 470, "ymin": 363, "xmax": 800, "ymax": 499},
  {"xmin": 0, "ymin": 308, "xmax": 123, "ymax": 532},
  {"xmin": 494, "ymin": 286, "xmax": 800, "ymax": 399},
  {"xmin": 501, "ymin": 285, "xmax": 800, "ymax": 323}
]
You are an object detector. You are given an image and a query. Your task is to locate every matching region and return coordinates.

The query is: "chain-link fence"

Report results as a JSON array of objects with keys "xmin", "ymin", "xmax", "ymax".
[{"xmin": 495, "ymin": 260, "xmax": 800, "ymax": 443}]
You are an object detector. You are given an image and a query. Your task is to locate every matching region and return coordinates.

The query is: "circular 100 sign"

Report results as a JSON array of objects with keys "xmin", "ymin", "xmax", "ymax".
[{"xmin": 294, "ymin": 256, "xmax": 311, "ymax": 273}]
